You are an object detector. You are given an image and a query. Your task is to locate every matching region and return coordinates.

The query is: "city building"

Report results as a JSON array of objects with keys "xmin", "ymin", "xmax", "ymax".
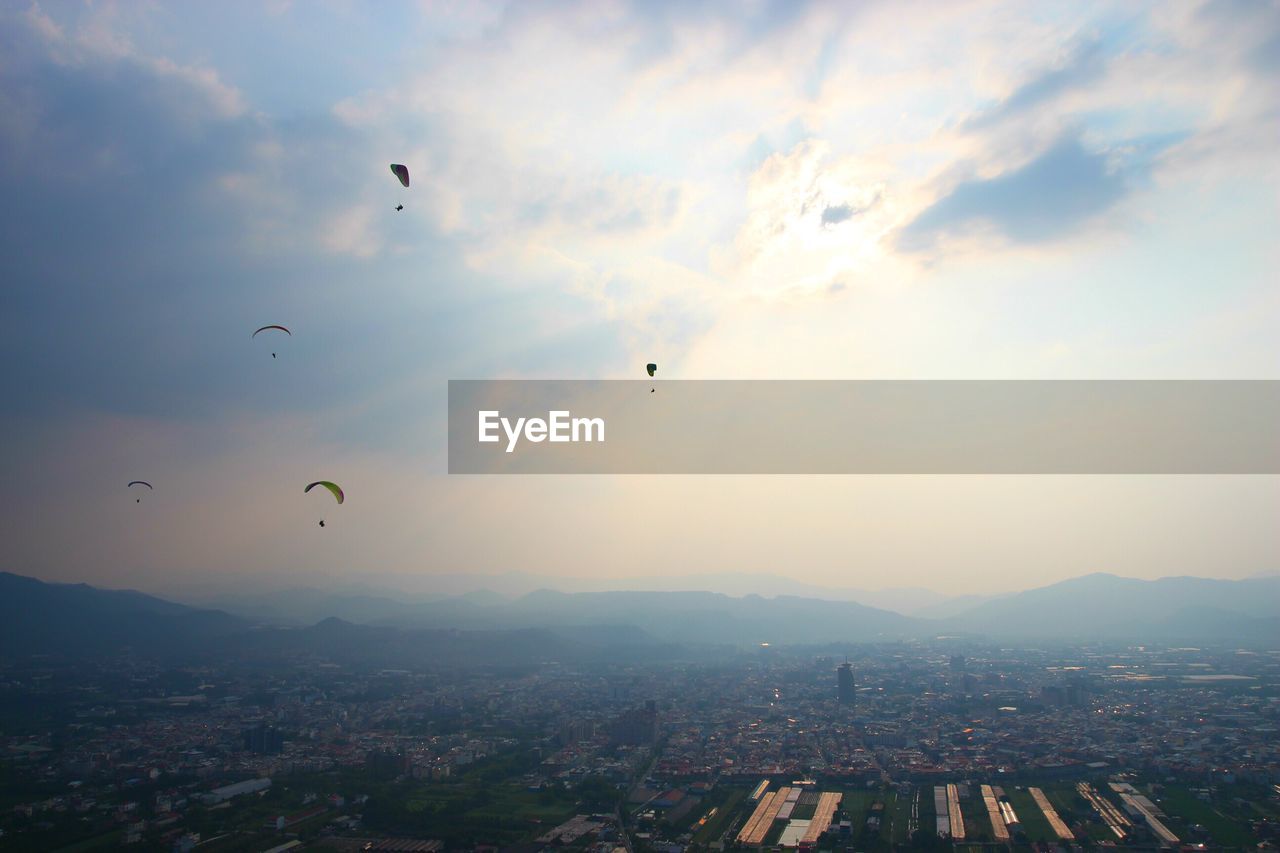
[
  {"xmin": 837, "ymin": 661, "xmax": 856, "ymax": 706},
  {"xmin": 242, "ymin": 725, "xmax": 284, "ymax": 755}
]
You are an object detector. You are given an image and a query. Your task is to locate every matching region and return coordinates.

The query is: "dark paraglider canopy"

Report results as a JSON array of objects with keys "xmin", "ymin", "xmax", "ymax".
[
  {"xmin": 646, "ymin": 363, "xmax": 657, "ymax": 377},
  {"xmin": 128, "ymin": 480, "xmax": 153, "ymax": 503},
  {"xmin": 253, "ymin": 325, "xmax": 290, "ymax": 358},
  {"xmin": 252, "ymin": 325, "xmax": 291, "ymax": 338},
  {"xmin": 390, "ymin": 164, "xmax": 410, "ymax": 188}
]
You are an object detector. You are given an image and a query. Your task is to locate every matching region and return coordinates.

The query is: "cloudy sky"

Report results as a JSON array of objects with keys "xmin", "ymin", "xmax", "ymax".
[{"xmin": 2, "ymin": 0, "xmax": 1277, "ymax": 599}]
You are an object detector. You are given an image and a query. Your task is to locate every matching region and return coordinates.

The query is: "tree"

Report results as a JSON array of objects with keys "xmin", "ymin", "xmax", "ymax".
[{"xmin": 577, "ymin": 776, "xmax": 623, "ymax": 811}]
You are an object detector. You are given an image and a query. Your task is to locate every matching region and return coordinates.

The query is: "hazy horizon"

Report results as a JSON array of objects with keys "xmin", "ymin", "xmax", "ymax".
[
  {"xmin": 12, "ymin": 563, "xmax": 1280, "ymax": 613},
  {"xmin": 3, "ymin": 1, "xmax": 1278, "ymax": 597}
]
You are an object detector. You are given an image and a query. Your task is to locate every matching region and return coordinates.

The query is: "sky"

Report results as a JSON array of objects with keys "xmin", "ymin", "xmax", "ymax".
[{"xmin": 1, "ymin": 0, "xmax": 1278, "ymax": 600}]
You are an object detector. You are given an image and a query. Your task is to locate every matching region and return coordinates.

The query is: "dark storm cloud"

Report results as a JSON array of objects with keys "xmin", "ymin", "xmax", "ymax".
[
  {"xmin": 0, "ymin": 11, "xmax": 619, "ymax": 453},
  {"xmin": 896, "ymin": 136, "xmax": 1132, "ymax": 251},
  {"xmin": 0, "ymin": 22, "xmax": 267, "ymax": 416}
]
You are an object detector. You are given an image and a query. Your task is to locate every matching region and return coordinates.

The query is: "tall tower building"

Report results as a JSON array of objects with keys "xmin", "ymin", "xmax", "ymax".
[
  {"xmin": 949, "ymin": 654, "xmax": 967, "ymax": 697},
  {"xmin": 837, "ymin": 661, "xmax": 856, "ymax": 706}
]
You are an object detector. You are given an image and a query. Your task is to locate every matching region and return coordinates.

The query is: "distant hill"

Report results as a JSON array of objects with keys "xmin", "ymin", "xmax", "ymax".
[
  {"xmin": 4, "ymin": 571, "xmax": 1276, "ymax": 659},
  {"xmin": 198, "ymin": 586, "xmax": 474, "ymax": 627},
  {"xmin": 198, "ymin": 584, "xmax": 926, "ymax": 643},
  {"xmin": 0, "ymin": 573, "xmax": 702, "ymax": 665},
  {"xmin": 943, "ymin": 573, "xmax": 1280, "ymax": 641},
  {"xmin": 0, "ymin": 571, "xmax": 242, "ymax": 655},
  {"xmin": 370, "ymin": 588, "xmax": 927, "ymax": 645},
  {"xmin": 220, "ymin": 571, "xmax": 961, "ymax": 616},
  {"xmin": 910, "ymin": 593, "xmax": 1002, "ymax": 620}
]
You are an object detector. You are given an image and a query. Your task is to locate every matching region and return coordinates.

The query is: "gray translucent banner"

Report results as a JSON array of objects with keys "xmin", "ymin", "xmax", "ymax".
[{"xmin": 447, "ymin": 380, "xmax": 1280, "ymax": 474}]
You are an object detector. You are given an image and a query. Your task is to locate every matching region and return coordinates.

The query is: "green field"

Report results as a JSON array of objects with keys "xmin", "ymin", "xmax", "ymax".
[
  {"xmin": 845, "ymin": 786, "xmax": 917, "ymax": 846},
  {"xmin": 691, "ymin": 786, "xmax": 746, "ymax": 846},
  {"xmin": 1156, "ymin": 784, "xmax": 1260, "ymax": 849},
  {"xmin": 1041, "ymin": 784, "xmax": 1114, "ymax": 843},
  {"xmin": 837, "ymin": 787, "xmax": 881, "ymax": 818},
  {"xmin": 50, "ymin": 831, "xmax": 123, "ymax": 853},
  {"xmin": 919, "ymin": 784, "xmax": 936, "ymax": 838},
  {"xmin": 370, "ymin": 780, "xmax": 582, "ymax": 845},
  {"xmin": 407, "ymin": 783, "xmax": 577, "ymax": 824},
  {"xmin": 964, "ymin": 794, "xmax": 992, "ymax": 841},
  {"xmin": 1003, "ymin": 787, "xmax": 1055, "ymax": 843},
  {"xmin": 888, "ymin": 788, "xmax": 914, "ymax": 844}
]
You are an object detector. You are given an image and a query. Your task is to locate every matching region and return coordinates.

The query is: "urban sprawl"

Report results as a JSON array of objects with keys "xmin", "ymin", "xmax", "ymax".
[{"xmin": 2, "ymin": 643, "xmax": 1278, "ymax": 851}]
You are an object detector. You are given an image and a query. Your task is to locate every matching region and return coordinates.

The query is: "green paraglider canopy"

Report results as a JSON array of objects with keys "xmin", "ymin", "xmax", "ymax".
[
  {"xmin": 305, "ymin": 481, "xmax": 344, "ymax": 504},
  {"xmin": 390, "ymin": 164, "xmax": 410, "ymax": 188},
  {"xmin": 646, "ymin": 363, "xmax": 657, "ymax": 377}
]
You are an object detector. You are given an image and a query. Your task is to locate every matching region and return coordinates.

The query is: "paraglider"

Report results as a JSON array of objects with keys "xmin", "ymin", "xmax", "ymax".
[
  {"xmin": 128, "ymin": 480, "xmax": 153, "ymax": 503},
  {"xmin": 305, "ymin": 480, "xmax": 344, "ymax": 527},
  {"xmin": 252, "ymin": 324, "xmax": 290, "ymax": 358},
  {"xmin": 390, "ymin": 164, "xmax": 409, "ymax": 210},
  {"xmin": 646, "ymin": 363, "xmax": 657, "ymax": 392}
]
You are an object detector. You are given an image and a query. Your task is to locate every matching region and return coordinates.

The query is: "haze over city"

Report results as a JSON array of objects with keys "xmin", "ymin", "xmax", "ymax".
[{"xmin": 4, "ymin": 5, "xmax": 1280, "ymax": 851}]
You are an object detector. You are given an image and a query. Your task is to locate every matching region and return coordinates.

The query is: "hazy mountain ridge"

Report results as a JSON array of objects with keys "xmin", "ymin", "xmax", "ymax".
[
  {"xmin": 187, "ymin": 571, "xmax": 965, "ymax": 619},
  {"xmin": 194, "ymin": 572, "xmax": 1278, "ymax": 644},
  {"xmin": 2, "ymin": 571, "xmax": 1276, "ymax": 661},
  {"xmin": 0, "ymin": 572, "xmax": 701, "ymax": 665},
  {"xmin": 943, "ymin": 572, "xmax": 1280, "ymax": 640},
  {"xmin": 198, "ymin": 587, "xmax": 479, "ymax": 627},
  {"xmin": 0, "ymin": 571, "xmax": 243, "ymax": 654},
  {"xmin": 207, "ymin": 587, "xmax": 926, "ymax": 644}
]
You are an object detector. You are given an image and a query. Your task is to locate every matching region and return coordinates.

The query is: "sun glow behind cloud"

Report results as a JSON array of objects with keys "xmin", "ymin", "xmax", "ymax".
[{"xmin": 1, "ymin": 0, "xmax": 1277, "ymax": 595}]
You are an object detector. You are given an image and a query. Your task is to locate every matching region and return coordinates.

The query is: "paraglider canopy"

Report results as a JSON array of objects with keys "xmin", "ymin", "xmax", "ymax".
[
  {"xmin": 390, "ymin": 164, "xmax": 410, "ymax": 188},
  {"xmin": 253, "ymin": 325, "xmax": 290, "ymax": 358},
  {"xmin": 127, "ymin": 480, "xmax": 153, "ymax": 489},
  {"xmin": 252, "ymin": 325, "xmax": 291, "ymax": 338},
  {"xmin": 305, "ymin": 481, "xmax": 344, "ymax": 504},
  {"xmin": 646, "ymin": 363, "xmax": 657, "ymax": 377}
]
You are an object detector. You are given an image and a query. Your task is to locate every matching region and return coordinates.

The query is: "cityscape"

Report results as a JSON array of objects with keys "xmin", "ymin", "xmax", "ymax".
[
  {"xmin": 1, "ymin": 572, "xmax": 1278, "ymax": 851},
  {"xmin": 3, "ymin": 0, "xmax": 1279, "ymax": 851}
]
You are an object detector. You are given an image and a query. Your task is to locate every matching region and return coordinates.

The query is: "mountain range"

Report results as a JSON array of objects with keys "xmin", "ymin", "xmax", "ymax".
[
  {"xmin": 0, "ymin": 571, "xmax": 241, "ymax": 655},
  {"xmin": 1, "ymin": 570, "xmax": 1276, "ymax": 664},
  {"xmin": 180, "ymin": 570, "xmax": 985, "ymax": 619}
]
